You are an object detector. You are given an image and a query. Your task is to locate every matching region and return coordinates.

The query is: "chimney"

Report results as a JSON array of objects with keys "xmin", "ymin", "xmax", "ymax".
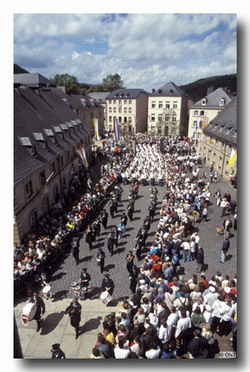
[
  {"xmin": 207, "ymin": 86, "xmax": 214, "ymax": 95},
  {"xmin": 152, "ymin": 89, "xmax": 155, "ymax": 93}
]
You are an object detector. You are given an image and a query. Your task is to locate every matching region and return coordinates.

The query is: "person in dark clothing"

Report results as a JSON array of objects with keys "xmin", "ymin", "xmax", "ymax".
[
  {"xmin": 126, "ymin": 251, "xmax": 135, "ymax": 274},
  {"xmin": 107, "ymin": 232, "xmax": 116, "ymax": 256},
  {"xmin": 30, "ymin": 292, "xmax": 46, "ymax": 332},
  {"xmin": 92, "ymin": 219, "xmax": 101, "ymax": 238},
  {"xmin": 101, "ymin": 274, "xmax": 115, "ymax": 296},
  {"xmin": 220, "ymin": 236, "xmax": 230, "ymax": 263},
  {"xmin": 148, "ymin": 204, "xmax": 156, "ymax": 222},
  {"xmin": 85, "ymin": 226, "xmax": 95, "ymax": 250},
  {"xmin": 101, "ymin": 211, "xmax": 109, "ymax": 229},
  {"xmin": 79, "ymin": 268, "xmax": 91, "ymax": 289},
  {"xmin": 51, "ymin": 343, "xmax": 66, "ymax": 359},
  {"xmin": 102, "ymin": 313, "xmax": 117, "ymax": 336},
  {"xmin": 96, "ymin": 248, "xmax": 106, "ymax": 273},
  {"xmin": 72, "ymin": 237, "xmax": 80, "ymax": 265},
  {"xmin": 109, "ymin": 200, "xmax": 116, "ymax": 218},
  {"xmin": 95, "ymin": 332, "xmax": 114, "ymax": 358},
  {"xmin": 187, "ymin": 329, "xmax": 209, "ymax": 359},
  {"xmin": 64, "ymin": 298, "xmax": 82, "ymax": 339},
  {"xmin": 196, "ymin": 246, "xmax": 204, "ymax": 273},
  {"xmin": 129, "ymin": 265, "xmax": 139, "ymax": 294},
  {"xmin": 127, "ymin": 203, "xmax": 134, "ymax": 221},
  {"xmin": 120, "ymin": 213, "xmax": 128, "ymax": 227},
  {"xmin": 134, "ymin": 236, "xmax": 144, "ymax": 260}
]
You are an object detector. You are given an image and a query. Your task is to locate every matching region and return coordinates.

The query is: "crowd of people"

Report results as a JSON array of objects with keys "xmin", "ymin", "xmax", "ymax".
[
  {"xmin": 15, "ymin": 132, "xmax": 237, "ymax": 359},
  {"xmin": 83, "ymin": 134, "xmax": 237, "ymax": 359}
]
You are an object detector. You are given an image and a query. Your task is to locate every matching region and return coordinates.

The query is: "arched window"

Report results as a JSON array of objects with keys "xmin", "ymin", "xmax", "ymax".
[{"xmin": 42, "ymin": 197, "xmax": 50, "ymax": 216}]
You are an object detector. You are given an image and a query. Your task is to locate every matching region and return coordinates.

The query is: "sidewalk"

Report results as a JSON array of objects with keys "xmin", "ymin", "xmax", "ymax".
[{"xmin": 14, "ymin": 297, "xmax": 120, "ymax": 359}]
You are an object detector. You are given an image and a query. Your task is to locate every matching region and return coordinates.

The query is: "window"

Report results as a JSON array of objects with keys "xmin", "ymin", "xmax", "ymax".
[
  {"xmin": 40, "ymin": 170, "xmax": 46, "ymax": 185},
  {"xmin": 29, "ymin": 210, "xmax": 38, "ymax": 229},
  {"xmin": 51, "ymin": 162, "xmax": 56, "ymax": 174},
  {"xmin": 194, "ymin": 110, "xmax": 198, "ymax": 116},
  {"xmin": 113, "ymin": 107, "xmax": 116, "ymax": 113},
  {"xmin": 119, "ymin": 117, "xmax": 122, "ymax": 123},
  {"xmin": 113, "ymin": 100, "xmax": 116, "ymax": 104},
  {"xmin": 173, "ymin": 101, "xmax": 177, "ymax": 109},
  {"xmin": 202, "ymin": 98, "xmax": 207, "ymax": 105},
  {"xmin": 151, "ymin": 114, "xmax": 155, "ymax": 122},
  {"xmin": 129, "ymin": 107, "xmax": 132, "ymax": 113},
  {"xmin": 128, "ymin": 117, "xmax": 132, "ymax": 123},
  {"xmin": 158, "ymin": 101, "xmax": 163, "ymax": 109},
  {"xmin": 109, "ymin": 116, "xmax": 112, "ymax": 122},
  {"xmin": 90, "ymin": 112, "xmax": 94, "ymax": 119},
  {"xmin": 193, "ymin": 120, "xmax": 198, "ymax": 128},
  {"xmin": 42, "ymin": 197, "xmax": 50, "ymax": 216},
  {"xmin": 109, "ymin": 107, "xmax": 112, "ymax": 112},
  {"xmin": 166, "ymin": 101, "xmax": 170, "ymax": 109},
  {"xmin": 200, "ymin": 110, "xmax": 205, "ymax": 116},
  {"xmin": 119, "ymin": 100, "xmax": 122, "ymax": 104},
  {"xmin": 219, "ymin": 98, "xmax": 225, "ymax": 106},
  {"xmin": 151, "ymin": 101, "xmax": 156, "ymax": 108},
  {"xmin": 124, "ymin": 100, "xmax": 127, "ymax": 104},
  {"xmin": 165, "ymin": 114, "xmax": 169, "ymax": 121},
  {"xmin": 158, "ymin": 114, "xmax": 163, "ymax": 122},
  {"xmin": 172, "ymin": 115, "xmax": 177, "ymax": 122},
  {"xmin": 25, "ymin": 180, "xmax": 33, "ymax": 197},
  {"xmin": 124, "ymin": 117, "xmax": 127, "ymax": 123},
  {"xmin": 109, "ymin": 100, "xmax": 112, "ymax": 104},
  {"xmin": 129, "ymin": 100, "xmax": 132, "ymax": 104},
  {"xmin": 124, "ymin": 107, "xmax": 127, "ymax": 113},
  {"xmin": 60, "ymin": 155, "xmax": 64, "ymax": 167}
]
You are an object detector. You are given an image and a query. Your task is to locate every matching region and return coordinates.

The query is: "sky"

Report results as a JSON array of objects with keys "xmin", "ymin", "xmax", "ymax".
[{"xmin": 14, "ymin": 13, "xmax": 237, "ymax": 91}]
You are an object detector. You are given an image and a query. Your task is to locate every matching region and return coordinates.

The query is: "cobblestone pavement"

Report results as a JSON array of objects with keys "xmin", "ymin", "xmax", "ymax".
[
  {"xmin": 14, "ymin": 161, "xmax": 237, "ymax": 358},
  {"xmin": 43, "ymin": 164, "xmax": 237, "ymax": 302}
]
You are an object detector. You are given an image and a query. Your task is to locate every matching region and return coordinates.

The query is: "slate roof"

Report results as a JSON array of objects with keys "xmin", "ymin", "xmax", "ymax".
[
  {"xmin": 14, "ymin": 73, "xmax": 54, "ymax": 88},
  {"xmin": 203, "ymin": 96, "xmax": 237, "ymax": 145},
  {"xmin": 88, "ymin": 92, "xmax": 110, "ymax": 102},
  {"xmin": 149, "ymin": 82, "xmax": 186, "ymax": 97},
  {"xmin": 106, "ymin": 88, "xmax": 149, "ymax": 100},
  {"xmin": 14, "ymin": 86, "xmax": 88, "ymax": 185},
  {"xmin": 191, "ymin": 87, "xmax": 232, "ymax": 108}
]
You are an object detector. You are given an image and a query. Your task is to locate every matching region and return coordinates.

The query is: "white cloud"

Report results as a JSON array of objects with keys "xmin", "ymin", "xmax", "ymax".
[{"xmin": 14, "ymin": 13, "xmax": 237, "ymax": 89}]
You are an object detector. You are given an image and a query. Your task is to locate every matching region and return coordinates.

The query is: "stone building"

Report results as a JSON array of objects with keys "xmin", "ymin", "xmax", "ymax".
[
  {"xmin": 147, "ymin": 82, "xmax": 189, "ymax": 137},
  {"xmin": 14, "ymin": 73, "xmax": 92, "ymax": 242},
  {"xmin": 188, "ymin": 87, "xmax": 232, "ymax": 140},
  {"xmin": 201, "ymin": 96, "xmax": 237, "ymax": 183},
  {"xmin": 106, "ymin": 88, "xmax": 148, "ymax": 134}
]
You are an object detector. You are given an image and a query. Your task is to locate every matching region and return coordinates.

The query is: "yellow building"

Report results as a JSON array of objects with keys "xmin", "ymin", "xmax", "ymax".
[
  {"xmin": 188, "ymin": 87, "xmax": 232, "ymax": 140},
  {"xmin": 201, "ymin": 97, "xmax": 237, "ymax": 183},
  {"xmin": 106, "ymin": 89, "xmax": 148, "ymax": 134},
  {"xmin": 147, "ymin": 82, "xmax": 188, "ymax": 137}
]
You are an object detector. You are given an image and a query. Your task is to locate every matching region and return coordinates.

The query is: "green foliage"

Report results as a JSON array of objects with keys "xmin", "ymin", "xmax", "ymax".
[
  {"xmin": 101, "ymin": 73, "xmax": 124, "ymax": 91},
  {"xmin": 180, "ymin": 74, "xmax": 237, "ymax": 102},
  {"xmin": 50, "ymin": 72, "xmax": 124, "ymax": 95}
]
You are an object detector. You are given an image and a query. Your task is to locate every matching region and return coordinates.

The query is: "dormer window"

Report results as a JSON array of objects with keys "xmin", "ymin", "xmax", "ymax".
[
  {"xmin": 202, "ymin": 98, "xmax": 207, "ymax": 106},
  {"xmin": 169, "ymin": 89, "xmax": 174, "ymax": 95},
  {"xmin": 219, "ymin": 98, "xmax": 225, "ymax": 106},
  {"xmin": 19, "ymin": 136, "xmax": 35, "ymax": 156},
  {"xmin": 158, "ymin": 89, "xmax": 162, "ymax": 94}
]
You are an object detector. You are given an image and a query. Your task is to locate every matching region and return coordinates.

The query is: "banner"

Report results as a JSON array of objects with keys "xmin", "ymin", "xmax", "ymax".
[
  {"xmin": 76, "ymin": 145, "xmax": 89, "ymax": 168},
  {"xmin": 228, "ymin": 148, "xmax": 237, "ymax": 168},
  {"xmin": 113, "ymin": 118, "xmax": 120, "ymax": 141},
  {"xmin": 92, "ymin": 118, "xmax": 100, "ymax": 141}
]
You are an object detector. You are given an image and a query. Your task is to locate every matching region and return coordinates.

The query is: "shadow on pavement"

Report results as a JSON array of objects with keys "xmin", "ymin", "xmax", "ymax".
[
  {"xmin": 40, "ymin": 311, "xmax": 65, "ymax": 335},
  {"xmin": 52, "ymin": 290, "xmax": 68, "ymax": 301},
  {"xmin": 80, "ymin": 316, "xmax": 102, "ymax": 334},
  {"xmin": 50, "ymin": 272, "xmax": 67, "ymax": 281}
]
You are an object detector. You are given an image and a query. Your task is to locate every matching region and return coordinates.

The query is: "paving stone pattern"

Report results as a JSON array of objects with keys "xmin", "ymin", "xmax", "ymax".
[{"xmin": 50, "ymin": 164, "xmax": 237, "ymax": 302}]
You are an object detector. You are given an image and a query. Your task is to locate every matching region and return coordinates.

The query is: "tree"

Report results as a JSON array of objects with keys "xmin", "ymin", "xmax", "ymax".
[
  {"xmin": 101, "ymin": 73, "xmax": 124, "ymax": 91},
  {"xmin": 50, "ymin": 73, "xmax": 85, "ymax": 95}
]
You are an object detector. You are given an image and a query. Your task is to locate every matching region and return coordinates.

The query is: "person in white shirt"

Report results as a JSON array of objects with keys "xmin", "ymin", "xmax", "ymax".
[
  {"xmin": 145, "ymin": 342, "xmax": 161, "ymax": 359},
  {"xmin": 158, "ymin": 318, "xmax": 172, "ymax": 344},
  {"xmin": 175, "ymin": 308, "xmax": 192, "ymax": 338},
  {"xmin": 167, "ymin": 306, "xmax": 179, "ymax": 328},
  {"xmin": 114, "ymin": 339, "xmax": 131, "ymax": 359}
]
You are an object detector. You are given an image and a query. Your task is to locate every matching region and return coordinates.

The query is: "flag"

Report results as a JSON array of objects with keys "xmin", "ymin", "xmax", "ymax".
[
  {"xmin": 92, "ymin": 118, "xmax": 100, "ymax": 141},
  {"xmin": 76, "ymin": 145, "xmax": 89, "ymax": 168},
  {"xmin": 228, "ymin": 148, "xmax": 237, "ymax": 168},
  {"xmin": 114, "ymin": 118, "xmax": 120, "ymax": 141}
]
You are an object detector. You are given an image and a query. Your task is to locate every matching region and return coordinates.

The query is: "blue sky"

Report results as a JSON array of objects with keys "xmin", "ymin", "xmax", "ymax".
[{"xmin": 14, "ymin": 13, "xmax": 237, "ymax": 91}]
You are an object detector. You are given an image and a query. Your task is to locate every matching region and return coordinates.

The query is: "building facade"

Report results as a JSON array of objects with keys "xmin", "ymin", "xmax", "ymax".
[
  {"xmin": 14, "ymin": 76, "xmax": 92, "ymax": 242},
  {"xmin": 201, "ymin": 97, "xmax": 237, "ymax": 183},
  {"xmin": 88, "ymin": 92, "xmax": 110, "ymax": 132},
  {"xmin": 106, "ymin": 89, "xmax": 148, "ymax": 134},
  {"xmin": 188, "ymin": 87, "xmax": 232, "ymax": 140},
  {"xmin": 147, "ymin": 82, "xmax": 189, "ymax": 137}
]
